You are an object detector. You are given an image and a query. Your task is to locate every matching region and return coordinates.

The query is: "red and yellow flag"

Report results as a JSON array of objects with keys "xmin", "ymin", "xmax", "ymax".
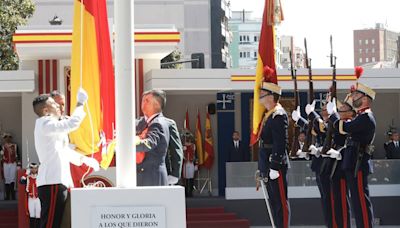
[
  {"xmin": 69, "ymin": 0, "xmax": 115, "ymax": 185},
  {"xmin": 195, "ymin": 109, "xmax": 204, "ymax": 165},
  {"xmin": 203, "ymin": 112, "xmax": 214, "ymax": 169},
  {"xmin": 251, "ymin": 0, "xmax": 283, "ymax": 145},
  {"xmin": 184, "ymin": 108, "xmax": 190, "ymax": 130}
]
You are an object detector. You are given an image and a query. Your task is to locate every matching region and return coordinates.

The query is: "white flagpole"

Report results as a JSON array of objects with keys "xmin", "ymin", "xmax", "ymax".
[{"xmin": 114, "ymin": 0, "xmax": 136, "ymax": 188}]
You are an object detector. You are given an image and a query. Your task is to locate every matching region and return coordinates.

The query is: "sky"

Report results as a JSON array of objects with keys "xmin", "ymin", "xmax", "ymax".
[{"xmin": 229, "ymin": 0, "xmax": 400, "ymax": 68}]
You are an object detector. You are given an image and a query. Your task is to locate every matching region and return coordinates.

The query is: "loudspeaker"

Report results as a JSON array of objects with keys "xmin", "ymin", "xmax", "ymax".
[
  {"xmin": 191, "ymin": 53, "xmax": 205, "ymax": 68},
  {"xmin": 208, "ymin": 103, "xmax": 216, "ymax": 114}
]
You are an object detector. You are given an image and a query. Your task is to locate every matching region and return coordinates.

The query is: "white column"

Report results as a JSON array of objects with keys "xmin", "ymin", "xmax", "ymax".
[{"xmin": 114, "ymin": 0, "xmax": 136, "ymax": 187}]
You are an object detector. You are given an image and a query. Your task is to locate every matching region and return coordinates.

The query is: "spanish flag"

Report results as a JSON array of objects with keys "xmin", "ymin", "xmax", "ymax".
[
  {"xmin": 195, "ymin": 109, "xmax": 204, "ymax": 165},
  {"xmin": 69, "ymin": 0, "xmax": 115, "ymax": 186},
  {"xmin": 251, "ymin": 0, "xmax": 283, "ymax": 145},
  {"xmin": 203, "ymin": 111, "xmax": 214, "ymax": 169}
]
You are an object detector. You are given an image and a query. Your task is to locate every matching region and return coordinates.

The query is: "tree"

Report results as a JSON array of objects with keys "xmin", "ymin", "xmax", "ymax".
[
  {"xmin": 0, "ymin": 0, "xmax": 35, "ymax": 70},
  {"xmin": 161, "ymin": 49, "xmax": 183, "ymax": 69}
]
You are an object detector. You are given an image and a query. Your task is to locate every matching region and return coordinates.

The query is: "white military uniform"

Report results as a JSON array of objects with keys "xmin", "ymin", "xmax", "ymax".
[{"xmin": 34, "ymin": 106, "xmax": 86, "ymax": 188}]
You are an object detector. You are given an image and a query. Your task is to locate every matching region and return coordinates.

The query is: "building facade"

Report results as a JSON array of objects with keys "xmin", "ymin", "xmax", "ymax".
[
  {"xmin": 229, "ymin": 11, "xmax": 304, "ymax": 70},
  {"xmin": 353, "ymin": 23, "xmax": 400, "ymax": 67},
  {"xmin": 280, "ymin": 36, "xmax": 305, "ymax": 69},
  {"xmin": 229, "ymin": 11, "xmax": 261, "ymax": 69},
  {"xmin": 210, "ymin": 0, "xmax": 232, "ymax": 68}
]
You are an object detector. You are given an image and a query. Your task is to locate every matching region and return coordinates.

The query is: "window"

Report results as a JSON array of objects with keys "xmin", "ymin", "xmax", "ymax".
[
  {"xmin": 254, "ymin": 52, "xmax": 257, "ymax": 58},
  {"xmin": 372, "ymin": 39, "xmax": 375, "ymax": 44},
  {"xmin": 359, "ymin": 40, "xmax": 362, "ymax": 45},
  {"xmin": 372, "ymin": 48, "xmax": 375, "ymax": 53},
  {"xmin": 366, "ymin": 57, "xmax": 369, "ymax": 63},
  {"xmin": 365, "ymin": 49, "xmax": 369, "ymax": 54},
  {"xmin": 239, "ymin": 36, "xmax": 242, "ymax": 42},
  {"xmin": 359, "ymin": 49, "xmax": 362, "ymax": 54},
  {"xmin": 247, "ymin": 52, "xmax": 250, "ymax": 58},
  {"xmin": 254, "ymin": 36, "xmax": 258, "ymax": 42},
  {"xmin": 365, "ymin": 39, "xmax": 368, "ymax": 45},
  {"xmin": 359, "ymin": 58, "xmax": 363, "ymax": 63},
  {"xmin": 372, "ymin": 57, "xmax": 376, "ymax": 62},
  {"xmin": 239, "ymin": 52, "xmax": 242, "ymax": 58},
  {"xmin": 247, "ymin": 36, "xmax": 250, "ymax": 41}
]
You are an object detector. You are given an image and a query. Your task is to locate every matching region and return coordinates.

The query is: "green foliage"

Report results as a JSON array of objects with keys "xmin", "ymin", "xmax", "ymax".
[
  {"xmin": 161, "ymin": 49, "xmax": 183, "ymax": 69},
  {"xmin": 0, "ymin": 0, "xmax": 35, "ymax": 70}
]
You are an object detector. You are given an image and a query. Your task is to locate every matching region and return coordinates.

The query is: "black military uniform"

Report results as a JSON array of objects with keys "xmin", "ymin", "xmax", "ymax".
[
  {"xmin": 330, "ymin": 83, "xmax": 376, "ymax": 228},
  {"xmin": 258, "ymin": 82, "xmax": 290, "ymax": 228},
  {"xmin": 327, "ymin": 98, "xmax": 355, "ymax": 228},
  {"xmin": 297, "ymin": 110, "xmax": 334, "ymax": 228}
]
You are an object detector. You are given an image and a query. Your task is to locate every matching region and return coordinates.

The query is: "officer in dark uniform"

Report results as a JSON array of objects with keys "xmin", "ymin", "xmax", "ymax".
[
  {"xmin": 164, "ymin": 117, "xmax": 184, "ymax": 185},
  {"xmin": 328, "ymin": 83, "xmax": 376, "ymax": 228},
  {"xmin": 257, "ymin": 81, "xmax": 290, "ymax": 228},
  {"xmin": 135, "ymin": 90, "xmax": 170, "ymax": 186},
  {"xmin": 293, "ymin": 102, "xmax": 334, "ymax": 227},
  {"xmin": 325, "ymin": 95, "xmax": 355, "ymax": 228}
]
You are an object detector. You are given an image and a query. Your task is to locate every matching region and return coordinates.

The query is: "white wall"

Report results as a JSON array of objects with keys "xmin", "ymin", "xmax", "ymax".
[
  {"xmin": 0, "ymin": 95, "xmax": 22, "ymax": 159},
  {"xmin": 20, "ymin": 60, "xmax": 40, "ymax": 166}
]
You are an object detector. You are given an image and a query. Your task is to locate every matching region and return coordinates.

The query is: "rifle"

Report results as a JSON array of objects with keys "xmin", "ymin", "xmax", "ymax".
[
  {"xmin": 321, "ymin": 35, "xmax": 337, "ymax": 155},
  {"xmin": 302, "ymin": 38, "xmax": 315, "ymax": 153},
  {"xmin": 289, "ymin": 50, "xmax": 300, "ymax": 158}
]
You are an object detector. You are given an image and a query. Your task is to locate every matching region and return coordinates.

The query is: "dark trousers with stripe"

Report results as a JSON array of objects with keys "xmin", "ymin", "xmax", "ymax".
[
  {"xmin": 316, "ymin": 173, "xmax": 334, "ymax": 228},
  {"xmin": 346, "ymin": 170, "xmax": 374, "ymax": 228},
  {"xmin": 38, "ymin": 184, "xmax": 68, "ymax": 228},
  {"xmin": 266, "ymin": 169, "xmax": 290, "ymax": 228},
  {"xmin": 330, "ymin": 176, "xmax": 351, "ymax": 228}
]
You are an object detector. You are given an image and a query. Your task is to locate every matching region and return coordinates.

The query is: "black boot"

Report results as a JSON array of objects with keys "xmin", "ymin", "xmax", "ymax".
[
  {"xmin": 29, "ymin": 218, "xmax": 35, "ymax": 228},
  {"xmin": 35, "ymin": 218, "xmax": 41, "ymax": 228},
  {"xmin": 4, "ymin": 184, "xmax": 10, "ymax": 200},
  {"xmin": 10, "ymin": 182, "xmax": 15, "ymax": 200},
  {"xmin": 188, "ymin": 179, "xmax": 194, "ymax": 197}
]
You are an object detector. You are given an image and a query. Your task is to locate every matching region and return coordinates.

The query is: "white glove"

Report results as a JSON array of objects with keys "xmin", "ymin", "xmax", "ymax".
[
  {"xmin": 77, "ymin": 88, "xmax": 88, "ymax": 104},
  {"xmin": 327, "ymin": 148, "xmax": 342, "ymax": 160},
  {"xmin": 82, "ymin": 156, "xmax": 100, "ymax": 171},
  {"xmin": 305, "ymin": 100, "xmax": 316, "ymax": 115},
  {"xmin": 167, "ymin": 175, "xmax": 179, "ymax": 185},
  {"xmin": 291, "ymin": 106, "xmax": 301, "ymax": 122},
  {"xmin": 309, "ymin": 145, "xmax": 321, "ymax": 157},
  {"xmin": 296, "ymin": 150, "xmax": 310, "ymax": 160},
  {"xmin": 327, "ymin": 98, "xmax": 337, "ymax": 115},
  {"xmin": 269, "ymin": 169, "xmax": 280, "ymax": 180}
]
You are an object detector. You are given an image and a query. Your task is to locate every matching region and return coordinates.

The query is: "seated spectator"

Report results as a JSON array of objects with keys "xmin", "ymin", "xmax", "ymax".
[
  {"xmin": 291, "ymin": 131, "xmax": 307, "ymax": 160},
  {"xmin": 385, "ymin": 131, "xmax": 400, "ymax": 159}
]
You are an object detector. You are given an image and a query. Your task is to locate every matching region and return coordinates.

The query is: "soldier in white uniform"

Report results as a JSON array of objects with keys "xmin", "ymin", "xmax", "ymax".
[{"xmin": 32, "ymin": 89, "xmax": 99, "ymax": 228}]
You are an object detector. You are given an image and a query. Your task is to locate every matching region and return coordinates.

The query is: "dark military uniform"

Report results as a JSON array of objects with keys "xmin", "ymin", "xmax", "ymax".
[
  {"xmin": 298, "ymin": 111, "xmax": 335, "ymax": 228},
  {"xmin": 136, "ymin": 113, "xmax": 170, "ymax": 186},
  {"xmin": 330, "ymin": 107, "xmax": 375, "ymax": 228},
  {"xmin": 329, "ymin": 128, "xmax": 351, "ymax": 228},
  {"xmin": 258, "ymin": 105, "xmax": 290, "ymax": 228},
  {"xmin": 164, "ymin": 117, "xmax": 184, "ymax": 179}
]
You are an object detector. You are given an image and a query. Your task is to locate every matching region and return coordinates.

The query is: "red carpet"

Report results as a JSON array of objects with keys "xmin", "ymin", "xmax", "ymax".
[
  {"xmin": 187, "ymin": 207, "xmax": 250, "ymax": 228},
  {"xmin": 0, "ymin": 208, "xmax": 18, "ymax": 228}
]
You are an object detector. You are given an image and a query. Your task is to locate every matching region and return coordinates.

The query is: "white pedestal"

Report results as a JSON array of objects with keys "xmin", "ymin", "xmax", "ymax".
[{"xmin": 71, "ymin": 186, "xmax": 186, "ymax": 228}]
